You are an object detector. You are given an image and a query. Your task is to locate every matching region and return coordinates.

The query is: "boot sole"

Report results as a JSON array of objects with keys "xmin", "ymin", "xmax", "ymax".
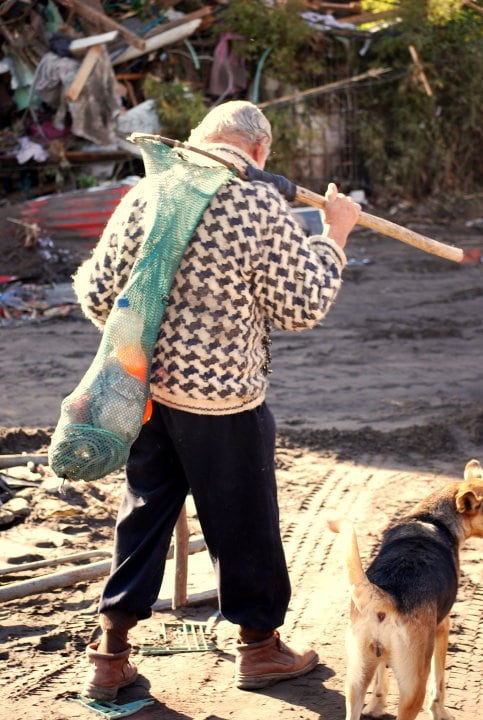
[
  {"xmin": 236, "ymin": 655, "xmax": 319, "ymax": 690},
  {"xmin": 82, "ymin": 668, "xmax": 139, "ymax": 701}
]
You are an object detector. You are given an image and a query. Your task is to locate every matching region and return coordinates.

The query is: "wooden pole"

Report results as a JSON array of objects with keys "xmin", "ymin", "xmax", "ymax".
[
  {"xmin": 408, "ymin": 45, "xmax": 433, "ymax": 97},
  {"xmin": 0, "ymin": 549, "xmax": 110, "ymax": 577},
  {"xmin": 258, "ymin": 68, "xmax": 391, "ymax": 110},
  {"xmin": 294, "ymin": 185, "xmax": 463, "ymax": 263},
  {"xmin": 0, "ymin": 454, "xmax": 48, "ymax": 469},
  {"xmin": 112, "ymin": 18, "xmax": 203, "ymax": 66},
  {"xmin": 0, "ymin": 559, "xmax": 111, "ymax": 602}
]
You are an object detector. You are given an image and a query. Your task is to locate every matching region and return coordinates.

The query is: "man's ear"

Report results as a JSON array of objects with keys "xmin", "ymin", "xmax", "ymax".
[{"xmin": 252, "ymin": 140, "xmax": 270, "ymax": 170}]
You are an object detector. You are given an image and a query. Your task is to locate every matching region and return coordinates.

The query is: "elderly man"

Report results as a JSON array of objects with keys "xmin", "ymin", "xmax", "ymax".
[{"xmin": 74, "ymin": 100, "xmax": 360, "ymax": 700}]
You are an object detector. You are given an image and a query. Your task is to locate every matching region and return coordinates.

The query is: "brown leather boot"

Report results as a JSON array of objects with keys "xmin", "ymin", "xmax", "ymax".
[
  {"xmin": 82, "ymin": 642, "xmax": 138, "ymax": 701},
  {"xmin": 235, "ymin": 630, "xmax": 318, "ymax": 690}
]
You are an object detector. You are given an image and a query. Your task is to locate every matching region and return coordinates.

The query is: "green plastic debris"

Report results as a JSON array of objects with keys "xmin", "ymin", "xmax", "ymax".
[{"xmin": 141, "ymin": 610, "xmax": 220, "ymax": 655}]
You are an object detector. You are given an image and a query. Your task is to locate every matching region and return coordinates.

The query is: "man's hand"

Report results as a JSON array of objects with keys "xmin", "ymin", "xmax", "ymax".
[{"xmin": 322, "ymin": 183, "xmax": 360, "ymax": 249}]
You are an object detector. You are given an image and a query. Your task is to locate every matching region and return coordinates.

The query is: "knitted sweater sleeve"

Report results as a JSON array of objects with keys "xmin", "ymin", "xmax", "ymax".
[{"xmin": 247, "ymin": 181, "xmax": 346, "ymax": 331}]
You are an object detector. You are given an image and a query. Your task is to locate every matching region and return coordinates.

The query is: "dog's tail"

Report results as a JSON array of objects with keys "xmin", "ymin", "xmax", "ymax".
[{"xmin": 327, "ymin": 516, "xmax": 381, "ymax": 613}]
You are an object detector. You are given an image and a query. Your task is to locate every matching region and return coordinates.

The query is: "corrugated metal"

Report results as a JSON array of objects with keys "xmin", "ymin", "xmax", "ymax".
[{"xmin": 0, "ymin": 179, "xmax": 138, "ymax": 247}]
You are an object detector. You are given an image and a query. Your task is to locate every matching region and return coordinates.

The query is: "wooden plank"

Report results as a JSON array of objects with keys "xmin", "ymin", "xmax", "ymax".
[
  {"xmin": 69, "ymin": 30, "xmax": 118, "ymax": 53},
  {"xmin": 112, "ymin": 18, "xmax": 202, "ymax": 66},
  {"xmin": 66, "ymin": 44, "xmax": 102, "ymax": 102}
]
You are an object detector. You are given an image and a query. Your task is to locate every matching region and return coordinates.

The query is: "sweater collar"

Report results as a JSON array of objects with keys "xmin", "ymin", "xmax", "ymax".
[{"xmin": 178, "ymin": 142, "xmax": 255, "ymax": 174}]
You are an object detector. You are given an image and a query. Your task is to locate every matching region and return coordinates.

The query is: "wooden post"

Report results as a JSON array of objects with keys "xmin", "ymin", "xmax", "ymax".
[{"xmin": 172, "ymin": 503, "xmax": 189, "ymax": 609}]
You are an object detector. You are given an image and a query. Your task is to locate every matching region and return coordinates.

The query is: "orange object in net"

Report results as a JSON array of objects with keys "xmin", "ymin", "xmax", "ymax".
[
  {"xmin": 143, "ymin": 397, "xmax": 153, "ymax": 424},
  {"xmin": 116, "ymin": 344, "xmax": 147, "ymax": 383}
]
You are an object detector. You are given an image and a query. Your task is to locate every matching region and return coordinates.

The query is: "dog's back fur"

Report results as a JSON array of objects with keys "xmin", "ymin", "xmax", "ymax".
[
  {"xmin": 328, "ymin": 459, "xmax": 483, "ymax": 720},
  {"xmin": 366, "ymin": 502, "xmax": 459, "ymax": 622}
]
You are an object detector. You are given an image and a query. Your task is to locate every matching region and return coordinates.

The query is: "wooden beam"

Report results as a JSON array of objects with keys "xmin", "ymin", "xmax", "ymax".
[{"xmin": 0, "ymin": 536, "xmax": 206, "ymax": 602}]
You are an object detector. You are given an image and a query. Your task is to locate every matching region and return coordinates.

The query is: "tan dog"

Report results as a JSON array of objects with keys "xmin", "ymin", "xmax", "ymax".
[{"xmin": 328, "ymin": 459, "xmax": 483, "ymax": 720}]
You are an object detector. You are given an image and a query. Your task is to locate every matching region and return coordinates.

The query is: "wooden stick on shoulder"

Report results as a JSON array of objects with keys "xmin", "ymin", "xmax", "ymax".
[
  {"xmin": 295, "ymin": 186, "xmax": 464, "ymax": 264},
  {"xmin": 132, "ymin": 134, "xmax": 466, "ymax": 264}
]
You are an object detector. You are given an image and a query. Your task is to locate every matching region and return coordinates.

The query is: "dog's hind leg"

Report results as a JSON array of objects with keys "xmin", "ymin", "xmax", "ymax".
[
  {"xmin": 395, "ymin": 671, "xmax": 430, "ymax": 720},
  {"xmin": 392, "ymin": 647, "xmax": 432, "ymax": 720},
  {"xmin": 363, "ymin": 662, "xmax": 389, "ymax": 717},
  {"xmin": 344, "ymin": 642, "xmax": 380, "ymax": 720},
  {"xmin": 427, "ymin": 615, "xmax": 455, "ymax": 720}
]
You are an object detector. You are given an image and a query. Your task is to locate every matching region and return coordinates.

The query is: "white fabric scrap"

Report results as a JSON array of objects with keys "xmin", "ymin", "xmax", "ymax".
[{"xmin": 16, "ymin": 136, "xmax": 49, "ymax": 164}]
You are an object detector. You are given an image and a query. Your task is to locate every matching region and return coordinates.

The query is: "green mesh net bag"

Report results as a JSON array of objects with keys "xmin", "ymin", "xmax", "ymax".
[{"xmin": 48, "ymin": 134, "xmax": 232, "ymax": 481}]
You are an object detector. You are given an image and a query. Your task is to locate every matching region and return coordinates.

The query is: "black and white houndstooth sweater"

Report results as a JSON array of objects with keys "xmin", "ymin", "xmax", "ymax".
[{"xmin": 73, "ymin": 144, "xmax": 346, "ymax": 415}]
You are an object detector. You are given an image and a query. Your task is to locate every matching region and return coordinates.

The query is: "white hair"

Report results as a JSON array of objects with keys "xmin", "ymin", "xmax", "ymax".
[{"xmin": 189, "ymin": 101, "xmax": 272, "ymax": 147}]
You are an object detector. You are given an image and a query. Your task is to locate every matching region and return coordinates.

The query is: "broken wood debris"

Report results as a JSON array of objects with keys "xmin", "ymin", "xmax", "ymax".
[
  {"xmin": 55, "ymin": 0, "xmax": 146, "ymax": 51},
  {"xmin": 0, "ymin": 0, "xmax": 411, "ymax": 204},
  {"xmin": 0, "ymin": 548, "xmax": 111, "ymax": 577},
  {"xmin": 0, "ymin": 535, "xmax": 206, "ymax": 602},
  {"xmin": 0, "ymin": 454, "xmax": 48, "ymax": 469},
  {"xmin": 0, "ymin": 1, "xmax": 479, "ymax": 223}
]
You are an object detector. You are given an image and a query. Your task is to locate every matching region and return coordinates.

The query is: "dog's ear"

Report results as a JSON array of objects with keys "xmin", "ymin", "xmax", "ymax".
[
  {"xmin": 456, "ymin": 487, "xmax": 483, "ymax": 515},
  {"xmin": 464, "ymin": 459, "xmax": 482, "ymax": 482}
]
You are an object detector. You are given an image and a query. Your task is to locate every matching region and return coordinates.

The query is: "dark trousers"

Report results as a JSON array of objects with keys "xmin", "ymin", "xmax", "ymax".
[{"xmin": 99, "ymin": 401, "xmax": 291, "ymax": 631}]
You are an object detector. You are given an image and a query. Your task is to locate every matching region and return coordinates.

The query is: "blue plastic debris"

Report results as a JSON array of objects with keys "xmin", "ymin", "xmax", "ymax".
[{"xmin": 70, "ymin": 696, "xmax": 155, "ymax": 719}]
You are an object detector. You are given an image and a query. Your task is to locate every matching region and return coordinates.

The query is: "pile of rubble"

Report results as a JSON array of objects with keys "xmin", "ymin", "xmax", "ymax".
[
  {"xmin": 0, "ymin": 0, "xmax": 404, "ymax": 201},
  {"xmin": 1, "ymin": 1, "xmax": 479, "ymax": 286},
  {"xmin": 0, "ymin": 0, "xmax": 392, "ymax": 284}
]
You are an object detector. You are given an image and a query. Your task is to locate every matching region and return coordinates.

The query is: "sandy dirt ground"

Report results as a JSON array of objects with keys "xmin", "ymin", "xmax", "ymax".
[{"xmin": 0, "ymin": 206, "xmax": 482, "ymax": 720}]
